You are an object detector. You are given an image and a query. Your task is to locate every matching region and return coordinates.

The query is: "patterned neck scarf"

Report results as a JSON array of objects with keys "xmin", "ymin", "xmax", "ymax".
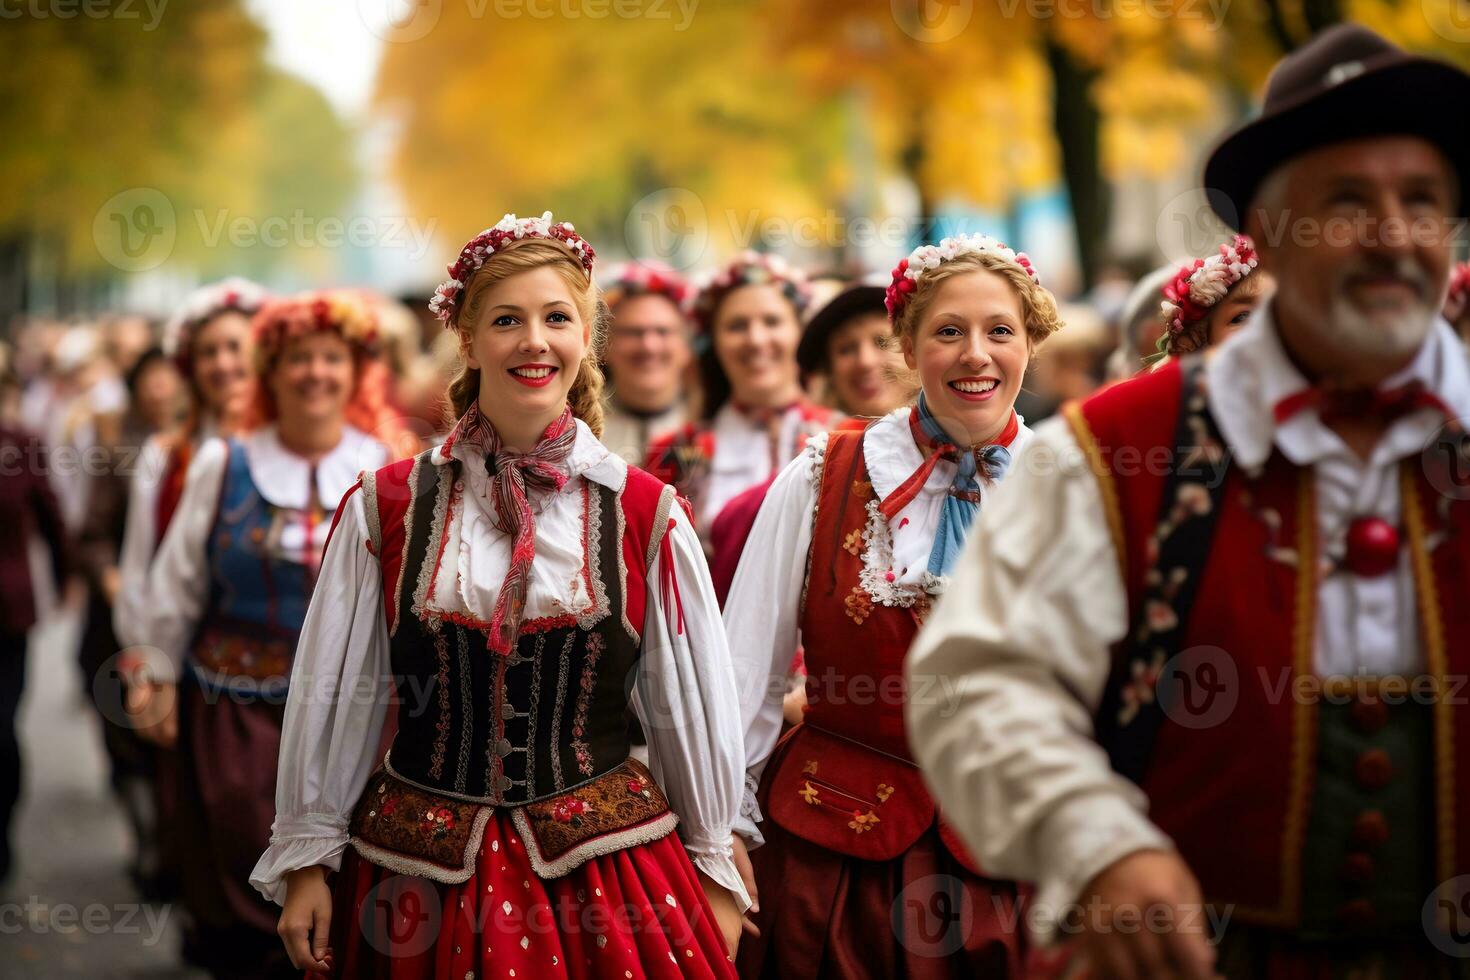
[
  {"xmin": 878, "ymin": 392, "xmax": 1017, "ymax": 577},
  {"xmin": 454, "ymin": 403, "xmax": 578, "ymax": 653}
]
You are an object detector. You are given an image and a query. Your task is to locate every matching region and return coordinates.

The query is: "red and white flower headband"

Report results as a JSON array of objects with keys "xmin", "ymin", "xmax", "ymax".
[
  {"xmin": 430, "ymin": 211, "xmax": 596, "ymax": 326},
  {"xmin": 163, "ymin": 277, "xmax": 270, "ymax": 369},
  {"xmin": 253, "ymin": 290, "xmax": 382, "ymax": 360},
  {"xmin": 601, "ymin": 260, "xmax": 691, "ymax": 310},
  {"xmin": 1159, "ymin": 235, "xmax": 1259, "ymax": 338},
  {"xmin": 1445, "ymin": 261, "xmax": 1470, "ymax": 323},
  {"xmin": 688, "ymin": 251, "xmax": 809, "ymax": 332},
  {"xmin": 885, "ymin": 234, "xmax": 1039, "ymax": 322}
]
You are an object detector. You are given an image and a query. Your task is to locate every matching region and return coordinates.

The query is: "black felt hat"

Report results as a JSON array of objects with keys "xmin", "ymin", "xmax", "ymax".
[
  {"xmin": 1204, "ymin": 24, "xmax": 1470, "ymax": 229},
  {"xmin": 796, "ymin": 283, "xmax": 888, "ymax": 374}
]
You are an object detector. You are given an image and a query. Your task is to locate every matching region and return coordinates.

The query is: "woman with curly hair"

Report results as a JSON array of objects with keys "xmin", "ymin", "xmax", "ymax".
[{"xmin": 725, "ymin": 235, "xmax": 1063, "ymax": 978}]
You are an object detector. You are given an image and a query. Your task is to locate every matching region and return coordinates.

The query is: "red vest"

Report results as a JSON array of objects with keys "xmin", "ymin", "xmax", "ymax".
[
  {"xmin": 358, "ymin": 448, "xmax": 673, "ymax": 646},
  {"xmin": 154, "ymin": 438, "xmax": 193, "ymax": 546},
  {"xmin": 760, "ymin": 429, "xmax": 979, "ymax": 871},
  {"xmin": 1070, "ymin": 360, "xmax": 1470, "ymax": 928}
]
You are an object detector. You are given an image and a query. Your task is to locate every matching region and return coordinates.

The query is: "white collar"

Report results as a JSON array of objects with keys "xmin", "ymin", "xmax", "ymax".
[
  {"xmin": 862, "ymin": 405, "xmax": 1033, "ymax": 505},
  {"xmin": 435, "ymin": 416, "xmax": 628, "ymax": 493},
  {"xmin": 1206, "ymin": 304, "xmax": 1470, "ymax": 472},
  {"xmin": 712, "ymin": 402, "xmax": 761, "ymax": 437},
  {"xmin": 242, "ymin": 424, "xmax": 388, "ymax": 510},
  {"xmin": 865, "ymin": 408, "xmax": 934, "ymax": 503}
]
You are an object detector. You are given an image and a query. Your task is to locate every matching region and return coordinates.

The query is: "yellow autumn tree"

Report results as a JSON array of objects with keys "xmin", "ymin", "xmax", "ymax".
[
  {"xmin": 0, "ymin": 0, "xmax": 359, "ymax": 311},
  {"xmin": 374, "ymin": 0, "xmax": 845, "ymax": 267}
]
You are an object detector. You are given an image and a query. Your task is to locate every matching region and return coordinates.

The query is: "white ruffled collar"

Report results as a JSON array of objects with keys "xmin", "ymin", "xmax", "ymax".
[
  {"xmin": 862, "ymin": 406, "xmax": 1032, "ymax": 510},
  {"xmin": 241, "ymin": 424, "xmax": 388, "ymax": 511},
  {"xmin": 854, "ymin": 405, "xmax": 1032, "ymax": 601}
]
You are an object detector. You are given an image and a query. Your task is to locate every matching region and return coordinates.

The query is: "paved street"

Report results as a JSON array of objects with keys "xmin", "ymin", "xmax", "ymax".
[{"xmin": 1, "ymin": 609, "xmax": 204, "ymax": 980}]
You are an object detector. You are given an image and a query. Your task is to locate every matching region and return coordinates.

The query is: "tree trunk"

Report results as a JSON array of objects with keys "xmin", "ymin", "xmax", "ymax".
[
  {"xmin": 0, "ymin": 235, "xmax": 28, "ymax": 331},
  {"xmin": 1046, "ymin": 38, "xmax": 1106, "ymax": 291},
  {"xmin": 900, "ymin": 102, "xmax": 933, "ymax": 248}
]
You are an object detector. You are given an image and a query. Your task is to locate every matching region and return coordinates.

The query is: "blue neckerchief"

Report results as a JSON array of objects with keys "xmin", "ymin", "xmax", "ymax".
[{"xmin": 913, "ymin": 392, "xmax": 1014, "ymax": 576}]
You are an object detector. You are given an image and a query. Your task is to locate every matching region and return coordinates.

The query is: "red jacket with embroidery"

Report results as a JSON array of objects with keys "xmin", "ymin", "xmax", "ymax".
[{"xmin": 1067, "ymin": 359, "xmax": 1470, "ymax": 928}]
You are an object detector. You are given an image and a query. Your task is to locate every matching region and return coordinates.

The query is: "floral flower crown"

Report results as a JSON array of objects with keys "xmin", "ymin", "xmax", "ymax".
[
  {"xmin": 885, "ymin": 234, "xmax": 1039, "ymax": 323},
  {"xmin": 430, "ymin": 211, "xmax": 596, "ymax": 326},
  {"xmin": 688, "ymin": 251, "xmax": 809, "ymax": 332},
  {"xmin": 252, "ymin": 290, "xmax": 382, "ymax": 362},
  {"xmin": 1159, "ymin": 235, "xmax": 1259, "ymax": 339},
  {"xmin": 162, "ymin": 277, "xmax": 270, "ymax": 369},
  {"xmin": 1445, "ymin": 261, "xmax": 1470, "ymax": 323},
  {"xmin": 601, "ymin": 260, "xmax": 691, "ymax": 311}
]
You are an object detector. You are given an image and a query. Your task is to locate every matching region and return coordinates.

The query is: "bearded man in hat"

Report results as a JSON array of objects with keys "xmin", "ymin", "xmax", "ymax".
[{"xmin": 907, "ymin": 24, "xmax": 1470, "ymax": 978}]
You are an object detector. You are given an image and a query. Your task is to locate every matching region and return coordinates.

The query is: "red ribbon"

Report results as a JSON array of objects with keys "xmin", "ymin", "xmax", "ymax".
[
  {"xmin": 1272, "ymin": 380, "xmax": 1456, "ymax": 428},
  {"xmin": 878, "ymin": 409, "xmax": 1019, "ymax": 521},
  {"xmin": 475, "ymin": 405, "xmax": 577, "ymax": 654}
]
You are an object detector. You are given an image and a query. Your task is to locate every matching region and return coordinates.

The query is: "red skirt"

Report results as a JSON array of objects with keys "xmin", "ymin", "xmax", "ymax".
[
  {"xmin": 327, "ymin": 810, "xmax": 736, "ymax": 979},
  {"xmin": 734, "ymin": 816, "xmax": 1024, "ymax": 979}
]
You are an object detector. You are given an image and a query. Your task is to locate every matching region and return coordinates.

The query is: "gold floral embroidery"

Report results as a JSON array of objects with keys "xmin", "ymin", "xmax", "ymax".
[
  {"xmin": 842, "ymin": 528, "xmax": 864, "ymax": 556},
  {"xmin": 875, "ymin": 783, "xmax": 894, "ymax": 803},
  {"xmin": 851, "ymin": 479, "xmax": 873, "ymax": 500},
  {"xmin": 849, "ymin": 810, "xmax": 881, "ymax": 833},
  {"xmin": 844, "ymin": 587, "xmax": 873, "ymax": 625},
  {"xmin": 802, "ymin": 760, "xmax": 819, "ymax": 776},
  {"xmin": 798, "ymin": 782, "xmax": 821, "ymax": 805}
]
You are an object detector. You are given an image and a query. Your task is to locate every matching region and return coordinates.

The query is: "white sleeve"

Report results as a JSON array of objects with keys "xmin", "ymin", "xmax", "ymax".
[
  {"xmin": 905, "ymin": 418, "xmax": 1172, "ymax": 942},
  {"xmin": 634, "ymin": 498, "xmax": 753, "ymax": 913},
  {"xmin": 113, "ymin": 437, "xmax": 168, "ymax": 649},
  {"xmin": 720, "ymin": 440, "xmax": 819, "ymax": 847},
  {"xmin": 250, "ymin": 488, "xmax": 392, "ymax": 905},
  {"xmin": 136, "ymin": 438, "xmax": 226, "ymax": 670}
]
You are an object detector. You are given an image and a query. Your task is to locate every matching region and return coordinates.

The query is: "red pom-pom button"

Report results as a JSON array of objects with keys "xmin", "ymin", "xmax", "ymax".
[{"xmin": 1343, "ymin": 517, "xmax": 1399, "ymax": 577}]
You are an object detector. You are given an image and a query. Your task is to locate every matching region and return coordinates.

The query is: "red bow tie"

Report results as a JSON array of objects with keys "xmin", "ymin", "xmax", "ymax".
[
  {"xmin": 1272, "ymin": 380, "xmax": 1456, "ymax": 428},
  {"xmin": 878, "ymin": 409, "xmax": 1018, "ymax": 521}
]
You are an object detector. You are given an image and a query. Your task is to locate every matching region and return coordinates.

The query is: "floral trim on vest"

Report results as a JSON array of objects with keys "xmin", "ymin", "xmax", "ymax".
[
  {"xmin": 400, "ymin": 463, "xmax": 615, "ymax": 638},
  {"xmin": 798, "ymin": 432, "xmax": 831, "ymax": 617},
  {"xmin": 1095, "ymin": 355, "xmax": 1231, "ymax": 781},
  {"xmin": 510, "ymin": 758, "xmax": 679, "ymax": 879},
  {"xmin": 349, "ymin": 768, "xmax": 496, "ymax": 884}
]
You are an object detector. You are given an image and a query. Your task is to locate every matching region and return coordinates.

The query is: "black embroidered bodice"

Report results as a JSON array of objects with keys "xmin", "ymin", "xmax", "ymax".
[{"xmin": 383, "ymin": 459, "xmax": 641, "ymax": 805}]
